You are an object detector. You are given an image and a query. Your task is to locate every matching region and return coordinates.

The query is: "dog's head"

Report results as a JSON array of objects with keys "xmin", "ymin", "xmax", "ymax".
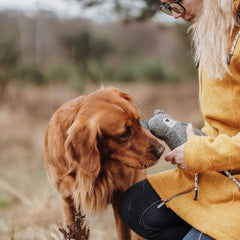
[{"xmin": 65, "ymin": 88, "xmax": 165, "ymax": 176}]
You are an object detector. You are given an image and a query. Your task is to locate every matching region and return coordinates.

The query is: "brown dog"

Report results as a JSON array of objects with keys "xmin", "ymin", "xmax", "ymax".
[{"xmin": 44, "ymin": 88, "xmax": 164, "ymax": 240}]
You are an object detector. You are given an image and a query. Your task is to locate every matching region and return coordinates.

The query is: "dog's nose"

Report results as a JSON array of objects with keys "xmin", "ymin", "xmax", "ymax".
[{"xmin": 153, "ymin": 144, "xmax": 165, "ymax": 158}]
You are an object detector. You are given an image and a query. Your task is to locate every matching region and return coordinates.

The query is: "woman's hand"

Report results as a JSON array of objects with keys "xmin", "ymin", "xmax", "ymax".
[{"xmin": 164, "ymin": 124, "xmax": 195, "ymax": 170}]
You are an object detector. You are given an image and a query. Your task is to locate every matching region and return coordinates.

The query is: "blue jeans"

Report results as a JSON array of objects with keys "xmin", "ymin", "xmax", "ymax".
[{"xmin": 119, "ymin": 179, "xmax": 214, "ymax": 240}]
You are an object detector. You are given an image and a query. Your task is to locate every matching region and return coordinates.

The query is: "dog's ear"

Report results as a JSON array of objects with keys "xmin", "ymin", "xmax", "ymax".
[
  {"xmin": 64, "ymin": 118, "xmax": 101, "ymax": 176},
  {"xmin": 110, "ymin": 88, "xmax": 133, "ymax": 102},
  {"xmin": 110, "ymin": 88, "xmax": 135, "ymax": 104}
]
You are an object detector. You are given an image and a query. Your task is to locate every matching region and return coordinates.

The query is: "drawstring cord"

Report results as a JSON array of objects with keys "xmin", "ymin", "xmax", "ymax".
[
  {"xmin": 194, "ymin": 173, "xmax": 199, "ymax": 200},
  {"xmin": 224, "ymin": 170, "xmax": 240, "ymax": 190},
  {"xmin": 157, "ymin": 187, "xmax": 195, "ymax": 209},
  {"xmin": 227, "ymin": 29, "xmax": 240, "ymax": 65},
  {"xmin": 157, "ymin": 173, "xmax": 199, "ymax": 209},
  {"xmin": 193, "ymin": 171, "xmax": 240, "ymax": 202},
  {"xmin": 156, "ymin": 172, "xmax": 200, "ymax": 209},
  {"xmin": 158, "ymin": 170, "xmax": 240, "ymax": 209},
  {"xmin": 196, "ymin": 29, "xmax": 240, "ymax": 67}
]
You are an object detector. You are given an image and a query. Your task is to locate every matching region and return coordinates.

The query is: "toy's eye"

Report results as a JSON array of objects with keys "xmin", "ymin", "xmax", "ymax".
[
  {"xmin": 163, "ymin": 118, "xmax": 176, "ymax": 128},
  {"xmin": 120, "ymin": 128, "xmax": 131, "ymax": 138}
]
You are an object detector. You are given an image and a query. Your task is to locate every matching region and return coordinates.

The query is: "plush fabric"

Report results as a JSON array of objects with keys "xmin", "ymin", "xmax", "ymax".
[{"xmin": 147, "ymin": 26, "xmax": 240, "ymax": 240}]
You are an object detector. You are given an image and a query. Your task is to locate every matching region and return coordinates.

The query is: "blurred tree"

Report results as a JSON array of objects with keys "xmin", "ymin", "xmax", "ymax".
[
  {"xmin": 0, "ymin": 33, "xmax": 19, "ymax": 102},
  {"xmin": 62, "ymin": 29, "xmax": 114, "ymax": 89},
  {"xmin": 17, "ymin": 64, "xmax": 45, "ymax": 85},
  {"xmin": 66, "ymin": 0, "xmax": 160, "ymax": 22}
]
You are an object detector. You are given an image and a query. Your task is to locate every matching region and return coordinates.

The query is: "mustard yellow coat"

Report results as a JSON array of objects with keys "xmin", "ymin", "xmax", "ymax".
[{"xmin": 147, "ymin": 28, "xmax": 240, "ymax": 240}]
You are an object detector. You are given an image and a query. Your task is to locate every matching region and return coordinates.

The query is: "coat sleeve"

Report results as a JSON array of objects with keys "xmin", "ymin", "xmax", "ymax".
[{"xmin": 184, "ymin": 133, "xmax": 240, "ymax": 173}]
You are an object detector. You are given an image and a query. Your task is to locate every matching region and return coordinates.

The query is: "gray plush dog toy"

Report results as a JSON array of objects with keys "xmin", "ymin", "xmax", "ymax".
[
  {"xmin": 141, "ymin": 109, "xmax": 240, "ymax": 203},
  {"xmin": 141, "ymin": 109, "xmax": 205, "ymax": 150}
]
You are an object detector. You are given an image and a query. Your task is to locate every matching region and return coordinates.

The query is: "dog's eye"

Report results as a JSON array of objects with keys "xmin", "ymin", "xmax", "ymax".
[{"xmin": 120, "ymin": 128, "xmax": 131, "ymax": 138}]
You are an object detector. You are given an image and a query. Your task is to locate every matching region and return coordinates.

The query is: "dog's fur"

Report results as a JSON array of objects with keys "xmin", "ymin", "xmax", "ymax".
[{"xmin": 44, "ymin": 88, "xmax": 165, "ymax": 240}]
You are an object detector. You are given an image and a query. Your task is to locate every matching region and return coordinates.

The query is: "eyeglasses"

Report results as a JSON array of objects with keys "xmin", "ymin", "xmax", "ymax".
[{"xmin": 159, "ymin": 0, "xmax": 186, "ymax": 16}]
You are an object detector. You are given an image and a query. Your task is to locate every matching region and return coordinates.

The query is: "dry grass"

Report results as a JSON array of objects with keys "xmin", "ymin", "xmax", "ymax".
[{"xmin": 0, "ymin": 82, "xmax": 203, "ymax": 240}]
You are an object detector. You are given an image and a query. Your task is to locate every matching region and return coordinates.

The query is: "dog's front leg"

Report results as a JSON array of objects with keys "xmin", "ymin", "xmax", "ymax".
[
  {"xmin": 61, "ymin": 196, "xmax": 77, "ymax": 227},
  {"xmin": 61, "ymin": 196, "xmax": 89, "ymax": 237}
]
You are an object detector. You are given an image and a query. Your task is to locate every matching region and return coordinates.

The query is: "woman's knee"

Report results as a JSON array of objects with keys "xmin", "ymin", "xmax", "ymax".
[
  {"xmin": 119, "ymin": 179, "xmax": 151, "ymax": 227},
  {"xmin": 118, "ymin": 187, "xmax": 134, "ymax": 225},
  {"xmin": 119, "ymin": 179, "xmax": 161, "ymax": 237},
  {"xmin": 119, "ymin": 180, "xmax": 191, "ymax": 240},
  {"xmin": 139, "ymin": 202, "xmax": 190, "ymax": 240}
]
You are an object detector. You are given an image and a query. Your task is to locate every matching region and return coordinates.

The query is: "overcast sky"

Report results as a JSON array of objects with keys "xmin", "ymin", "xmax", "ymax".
[
  {"xmin": 0, "ymin": 0, "xmax": 87, "ymax": 18},
  {"xmin": 0, "ymin": 0, "xmax": 176, "ymax": 23}
]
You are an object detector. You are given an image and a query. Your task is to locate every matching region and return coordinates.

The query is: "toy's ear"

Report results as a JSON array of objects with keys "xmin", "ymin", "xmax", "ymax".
[
  {"xmin": 148, "ymin": 114, "xmax": 169, "ymax": 138},
  {"xmin": 154, "ymin": 109, "xmax": 165, "ymax": 116},
  {"xmin": 64, "ymin": 118, "xmax": 101, "ymax": 176}
]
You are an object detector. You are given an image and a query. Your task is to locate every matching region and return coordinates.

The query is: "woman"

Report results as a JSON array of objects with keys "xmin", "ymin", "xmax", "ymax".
[{"xmin": 119, "ymin": 0, "xmax": 240, "ymax": 240}]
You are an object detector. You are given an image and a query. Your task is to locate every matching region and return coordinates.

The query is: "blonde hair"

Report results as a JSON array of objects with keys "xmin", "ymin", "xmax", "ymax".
[{"xmin": 189, "ymin": 0, "xmax": 237, "ymax": 79}]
